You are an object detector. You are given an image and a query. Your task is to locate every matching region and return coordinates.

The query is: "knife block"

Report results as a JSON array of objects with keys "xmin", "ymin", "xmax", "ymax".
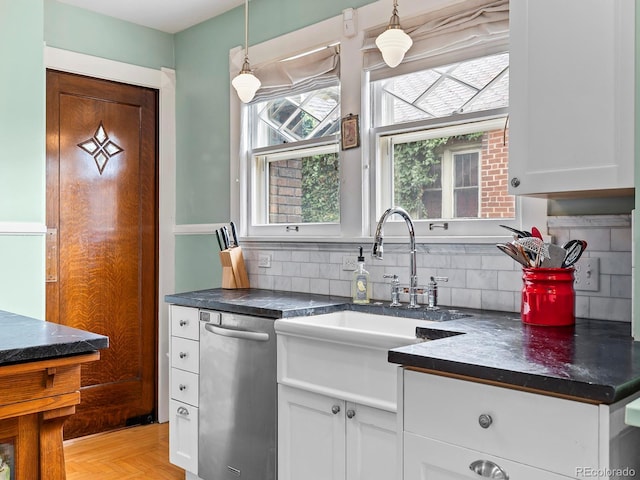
[{"xmin": 219, "ymin": 247, "xmax": 250, "ymax": 289}]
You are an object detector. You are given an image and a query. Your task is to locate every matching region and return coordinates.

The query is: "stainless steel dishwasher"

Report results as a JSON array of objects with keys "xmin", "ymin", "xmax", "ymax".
[{"xmin": 198, "ymin": 309, "xmax": 277, "ymax": 480}]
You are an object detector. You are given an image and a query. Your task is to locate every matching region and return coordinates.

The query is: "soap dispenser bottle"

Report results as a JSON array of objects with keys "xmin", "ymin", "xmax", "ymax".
[{"xmin": 352, "ymin": 246, "xmax": 371, "ymax": 304}]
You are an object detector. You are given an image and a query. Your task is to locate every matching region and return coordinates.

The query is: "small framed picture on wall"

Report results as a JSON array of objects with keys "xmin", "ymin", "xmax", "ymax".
[{"xmin": 341, "ymin": 114, "xmax": 360, "ymax": 150}]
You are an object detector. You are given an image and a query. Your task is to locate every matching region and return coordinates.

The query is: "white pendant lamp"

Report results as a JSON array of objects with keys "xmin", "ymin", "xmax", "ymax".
[
  {"xmin": 232, "ymin": 0, "xmax": 261, "ymax": 103},
  {"xmin": 375, "ymin": 0, "xmax": 413, "ymax": 68}
]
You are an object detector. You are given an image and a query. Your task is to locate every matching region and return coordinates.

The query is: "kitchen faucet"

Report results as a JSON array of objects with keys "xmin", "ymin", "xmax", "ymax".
[{"xmin": 372, "ymin": 207, "xmax": 419, "ymax": 308}]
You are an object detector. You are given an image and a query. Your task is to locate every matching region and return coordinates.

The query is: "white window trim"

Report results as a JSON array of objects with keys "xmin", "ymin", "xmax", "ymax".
[{"xmin": 229, "ymin": 0, "xmax": 547, "ymax": 244}]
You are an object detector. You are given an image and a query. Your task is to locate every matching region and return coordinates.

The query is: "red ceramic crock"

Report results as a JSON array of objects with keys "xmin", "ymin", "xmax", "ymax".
[{"xmin": 521, "ymin": 267, "xmax": 575, "ymax": 326}]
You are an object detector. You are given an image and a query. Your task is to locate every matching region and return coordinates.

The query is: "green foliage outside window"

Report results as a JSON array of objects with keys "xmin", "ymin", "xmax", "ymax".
[
  {"xmin": 301, "ymin": 154, "xmax": 340, "ymax": 223},
  {"xmin": 393, "ymin": 133, "xmax": 483, "ymax": 219}
]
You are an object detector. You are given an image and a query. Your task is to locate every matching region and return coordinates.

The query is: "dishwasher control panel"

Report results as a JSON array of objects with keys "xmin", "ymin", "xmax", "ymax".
[{"xmin": 199, "ymin": 310, "xmax": 221, "ymax": 325}]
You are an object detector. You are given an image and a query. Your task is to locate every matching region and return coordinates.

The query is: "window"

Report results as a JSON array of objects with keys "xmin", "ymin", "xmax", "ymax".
[
  {"xmin": 248, "ymin": 84, "xmax": 341, "ymax": 234},
  {"xmin": 232, "ymin": 0, "xmax": 545, "ymax": 241},
  {"xmin": 372, "ymin": 52, "xmax": 518, "ymax": 236}
]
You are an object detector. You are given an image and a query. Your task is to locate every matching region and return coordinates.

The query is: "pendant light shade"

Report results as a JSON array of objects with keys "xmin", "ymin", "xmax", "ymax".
[
  {"xmin": 232, "ymin": 0, "xmax": 261, "ymax": 103},
  {"xmin": 375, "ymin": 0, "xmax": 413, "ymax": 68}
]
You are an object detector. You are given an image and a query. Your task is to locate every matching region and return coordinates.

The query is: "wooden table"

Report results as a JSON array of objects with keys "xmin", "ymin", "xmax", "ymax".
[{"xmin": 0, "ymin": 311, "xmax": 108, "ymax": 479}]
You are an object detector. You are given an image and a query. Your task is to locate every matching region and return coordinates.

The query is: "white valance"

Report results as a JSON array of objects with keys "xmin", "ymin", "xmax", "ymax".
[
  {"xmin": 231, "ymin": 46, "xmax": 340, "ymax": 103},
  {"xmin": 363, "ymin": 0, "xmax": 508, "ymax": 77}
]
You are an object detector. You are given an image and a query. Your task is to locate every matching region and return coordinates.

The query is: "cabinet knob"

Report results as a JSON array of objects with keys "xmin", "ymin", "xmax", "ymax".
[
  {"xmin": 179, "ymin": 384, "xmax": 187, "ymax": 391},
  {"xmin": 179, "ymin": 319, "xmax": 189, "ymax": 327},
  {"xmin": 179, "ymin": 352, "xmax": 188, "ymax": 359},
  {"xmin": 469, "ymin": 460, "xmax": 508, "ymax": 479},
  {"xmin": 177, "ymin": 406, "xmax": 189, "ymax": 416},
  {"xmin": 346, "ymin": 409, "xmax": 356, "ymax": 419},
  {"xmin": 510, "ymin": 177, "xmax": 520, "ymax": 188},
  {"xmin": 478, "ymin": 414, "xmax": 493, "ymax": 429},
  {"xmin": 331, "ymin": 405, "xmax": 341, "ymax": 415}
]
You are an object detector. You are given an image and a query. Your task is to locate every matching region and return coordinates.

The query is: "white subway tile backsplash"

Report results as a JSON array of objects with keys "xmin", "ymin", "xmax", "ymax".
[
  {"xmin": 467, "ymin": 269, "xmax": 498, "ymax": 290},
  {"xmin": 299, "ymin": 262, "xmax": 320, "ymax": 279},
  {"xmin": 612, "ymin": 227, "xmax": 632, "ymax": 252},
  {"xmin": 309, "ymin": 278, "xmax": 330, "ymax": 295},
  {"xmin": 589, "ymin": 297, "xmax": 632, "ymax": 322},
  {"xmin": 482, "ymin": 290, "xmax": 516, "ymax": 312},
  {"xmin": 241, "ymin": 214, "xmax": 632, "ymax": 322},
  {"xmin": 497, "ymin": 270, "xmax": 523, "ymax": 292},
  {"xmin": 452, "ymin": 288, "xmax": 482, "ymax": 309}
]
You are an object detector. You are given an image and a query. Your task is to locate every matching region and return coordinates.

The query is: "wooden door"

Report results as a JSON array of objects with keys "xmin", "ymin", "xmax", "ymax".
[{"xmin": 46, "ymin": 70, "xmax": 158, "ymax": 439}]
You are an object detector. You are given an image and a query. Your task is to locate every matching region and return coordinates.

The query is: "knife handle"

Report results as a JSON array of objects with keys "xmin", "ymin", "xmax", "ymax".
[
  {"xmin": 221, "ymin": 226, "xmax": 230, "ymax": 250},
  {"xmin": 230, "ymin": 222, "xmax": 239, "ymax": 247},
  {"xmin": 215, "ymin": 230, "xmax": 223, "ymax": 251}
]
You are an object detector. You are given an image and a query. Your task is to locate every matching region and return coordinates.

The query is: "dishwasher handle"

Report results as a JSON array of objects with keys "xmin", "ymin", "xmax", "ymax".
[{"xmin": 204, "ymin": 322, "xmax": 270, "ymax": 342}]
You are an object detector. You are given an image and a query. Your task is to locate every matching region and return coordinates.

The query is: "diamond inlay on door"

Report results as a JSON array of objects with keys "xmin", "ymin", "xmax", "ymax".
[{"xmin": 78, "ymin": 122, "xmax": 123, "ymax": 174}]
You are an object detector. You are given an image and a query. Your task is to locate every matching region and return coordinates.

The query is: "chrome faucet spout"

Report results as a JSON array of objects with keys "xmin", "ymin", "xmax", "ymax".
[{"xmin": 372, "ymin": 207, "xmax": 419, "ymax": 308}]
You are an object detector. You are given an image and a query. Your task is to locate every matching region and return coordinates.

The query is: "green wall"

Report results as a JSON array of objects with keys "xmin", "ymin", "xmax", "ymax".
[
  {"xmin": 0, "ymin": 0, "xmax": 173, "ymax": 318},
  {"xmin": 0, "ymin": 0, "xmax": 45, "ymax": 318},
  {"xmin": 44, "ymin": 0, "xmax": 174, "ymax": 70},
  {"xmin": 172, "ymin": 0, "xmax": 375, "ymax": 290}
]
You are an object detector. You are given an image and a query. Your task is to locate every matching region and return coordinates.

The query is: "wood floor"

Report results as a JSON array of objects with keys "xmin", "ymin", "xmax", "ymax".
[{"xmin": 64, "ymin": 423, "xmax": 185, "ymax": 479}]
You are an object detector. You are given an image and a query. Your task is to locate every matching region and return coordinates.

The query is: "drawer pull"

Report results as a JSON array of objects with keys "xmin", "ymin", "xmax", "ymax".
[
  {"xmin": 346, "ymin": 409, "xmax": 356, "ymax": 419},
  {"xmin": 478, "ymin": 414, "xmax": 493, "ymax": 429},
  {"xmin": 331, "ymin": 405, "xmax": 341, "ymax": 415},
  {"xmin": 179, "ymin": 319, "xmax": 189, "ymax": 327},
  {"xmin": 179, "ymin": 384, "xmax": 187, "ymax": 391},
  {"xmin": 179, "ymin": 352, "xmax": 188, "ymax": 359},
  {"xmin": 469, "ymin": 460, "xmax": 508, "ymax": 480},
  {"xmin": 177, "ymin": 406, "xmax": 189, "ymax": 416}
]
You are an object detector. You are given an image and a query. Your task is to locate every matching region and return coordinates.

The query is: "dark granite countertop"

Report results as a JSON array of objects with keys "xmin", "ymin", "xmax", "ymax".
[
  {"xmin": 166, "ymin": 288, "xmax": 640, "ymax": 404},
  {"xmin": 389, "ymin": 312, "xmax": 640, "ymax": 404},
  {"xmin": 165, "ymin": 288, "xmax": 350, "ymax": 318},
  {"xmin": 0, "ymin": 310, "xmax": 108, "ymax": 365}
]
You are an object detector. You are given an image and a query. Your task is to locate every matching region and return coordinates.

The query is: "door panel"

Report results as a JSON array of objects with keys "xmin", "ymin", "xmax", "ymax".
[{"xmin": 46, "ymin": 70, "xmax": 158, "ymax": 438}]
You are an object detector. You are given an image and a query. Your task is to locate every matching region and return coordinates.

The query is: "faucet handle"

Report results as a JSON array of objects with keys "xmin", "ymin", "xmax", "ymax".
[
  {"xmin": 383, "ymin": 274, "xmax": 401, "ymax": 307},
  {"xmin": 383, "ymin": 273, "xmax": 399, "ymax": 284}
]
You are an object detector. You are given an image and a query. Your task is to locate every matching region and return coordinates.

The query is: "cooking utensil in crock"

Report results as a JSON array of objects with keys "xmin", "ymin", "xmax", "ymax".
[{"xmin": 561, "ymin": 239, "xmax": 587, "ymax": 268}]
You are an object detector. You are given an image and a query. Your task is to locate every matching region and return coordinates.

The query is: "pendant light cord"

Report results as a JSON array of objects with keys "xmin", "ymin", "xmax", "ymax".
[{"xmin": 243, "ymin": 0, "xmax": 250, "ymax": 63}]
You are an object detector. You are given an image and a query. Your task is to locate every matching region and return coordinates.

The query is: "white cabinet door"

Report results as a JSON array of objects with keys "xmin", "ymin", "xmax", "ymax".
[
  {"xmin": 169, "ymin": 399, "xmax": 198, "ymax": 474},
  {"xmin": 404, "ymin": 432, "xmax": 569, "ymax": 480},
  {"xmin": 278, "ymin": 385, "xmax": 346, "ymax": 480},
  {"xmin": 346, "ymin": 402, "xmax": 397, "ymax": 480},
  {"xmin": 508, "ymin": 0, "xmax": 634, "ymax": 196}
]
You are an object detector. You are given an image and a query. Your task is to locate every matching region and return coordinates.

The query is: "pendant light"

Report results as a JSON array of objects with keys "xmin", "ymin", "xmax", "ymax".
[
  {"xmin": 375, "ymin": 0, "xmax": 413, "ymax": 68},
  {"xmin": 232, "ymin": 0, "xmax": 261, "ymax": 103}
]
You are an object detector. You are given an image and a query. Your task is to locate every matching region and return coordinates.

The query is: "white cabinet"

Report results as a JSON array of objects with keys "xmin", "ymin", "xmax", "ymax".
[
  {"xmin": 275, "ymin": 317, "xmax": 401, "ymax": 480},
  {"xmin": 404, "ymin": 433, "xmax": 568, "ymax": 480},
  {"xmin": 401, "ymin": 370, "xmax": 640, "ymax": 480},
  {"xmin": 168, "ymin": 305, "xmax": 200, "ymax": 476},
  {"xmin": 278, "ymin": 385, "xmax": 396, "ymax": 480},
  {"xmin": 508, "ymin": 0, "xmax": 634, "ymax": 196}
]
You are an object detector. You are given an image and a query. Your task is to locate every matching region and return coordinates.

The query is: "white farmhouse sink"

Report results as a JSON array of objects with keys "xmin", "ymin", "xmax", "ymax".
[
  {"xmin": 275, "ymin": 311, "xmax": 437, "ymax": 412},
  {"xmin": 275, "ymin": 310, "xmax": 435, "ymax": 349}
]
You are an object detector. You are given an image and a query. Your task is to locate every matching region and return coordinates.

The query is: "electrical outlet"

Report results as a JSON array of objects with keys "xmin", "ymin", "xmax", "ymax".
[
  {"xmin": 574, "ymin": 258, "xmax": 599, "ymax": 292},
  {"xmin": 342, "ymin": 255, "xmax": 358, "ymax": 271},
  {"xmin": 258, "ymin": 254, "xmax": 272, "ymax": 268}
]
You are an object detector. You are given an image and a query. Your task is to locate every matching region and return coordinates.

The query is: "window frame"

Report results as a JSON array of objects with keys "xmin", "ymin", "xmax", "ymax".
[
  {"xmin": 248, "ymin": 137, "xmax": 341, "ymax": 236},
  {"xmin": 230, "ymin": 0, "xmax": 547, "ymax": 243}
]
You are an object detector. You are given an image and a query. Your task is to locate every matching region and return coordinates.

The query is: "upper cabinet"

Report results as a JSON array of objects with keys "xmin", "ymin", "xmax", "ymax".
[{"xmin": 508, "ymin": 0, "xmax": 635, "ymax": 196}]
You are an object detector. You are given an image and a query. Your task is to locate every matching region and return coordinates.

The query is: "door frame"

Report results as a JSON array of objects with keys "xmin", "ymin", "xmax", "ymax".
[{"xmin": 44, "ymin": 45, "xmax": 176, "ymax": 424}]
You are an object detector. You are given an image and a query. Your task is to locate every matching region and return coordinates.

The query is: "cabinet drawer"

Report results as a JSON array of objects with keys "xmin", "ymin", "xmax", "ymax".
[
  {"xmin": 169, "ymin": 399, "xmax": 198, "ymax": 473},
  {"xmin": 171, "ymin": 368, "xmax": 199, "ymax": 407},
  {"xmin": 171, "ymin": 337, "xmax": 199, "ymax": 374},
  {"xmin": 403, "ymin": 370, "xmax": 599, "ymax": 477},
  {"xmin": 404, "ymin": 432, "xmax": 570, "ymax": 480},
  {"xmin": 170, "ymin": 305, "xmax": 200, "ymax": 340}
]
